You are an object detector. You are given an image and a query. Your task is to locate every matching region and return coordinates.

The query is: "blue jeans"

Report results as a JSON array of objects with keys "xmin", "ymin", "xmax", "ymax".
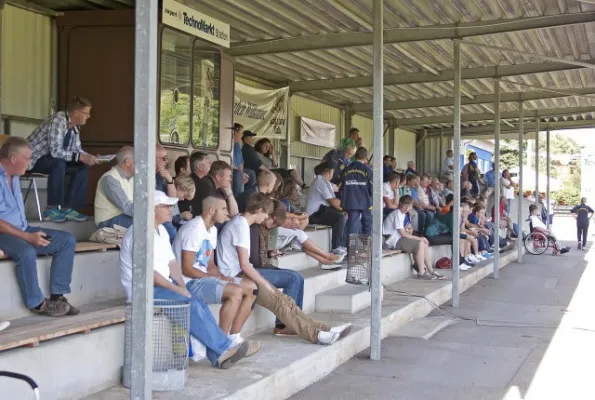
[
  {"xmin": 257, "ymin": 268, "xmax": 304, "ymax": 328},
  {"xmin": 29, "ymin": 154, "xmax": 88, "ymax": 210},
  {"xmin": 162, "ymin": 221, "xmax": 177, "ymax": 244},
  {"xmin": 346, "ymin": 209, "xmax": 372, "ymax": 238},
  {"xmin": 243, "ymin": 168, "xmax": 257, "ymax": 193},
  {"xmin": 0, "ymin": 226, "xmax": 76, "ymax": 308},
  {"xmin": 232, "ymin": 169, "xmax": 244, "ymax": 196},
  {"xmin": 97, "ymin": 214, "xmax": 133, "ymax": 229},
  {"xmin": 153, "ymin": 285, "xmax": 232, "ymax": 367}
]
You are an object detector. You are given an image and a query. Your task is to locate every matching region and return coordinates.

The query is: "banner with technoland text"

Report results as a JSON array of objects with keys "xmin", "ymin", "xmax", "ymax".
[
  {"xmin": 162, "ymin": 0, "xmax": 230, "ymax": 48},
  {"xmin": 234, "ymin": 81, "xmax": 289, "ymax": 139}
]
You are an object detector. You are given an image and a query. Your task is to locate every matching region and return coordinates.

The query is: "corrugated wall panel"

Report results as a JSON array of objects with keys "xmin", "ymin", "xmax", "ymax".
[
  {"xmin": 394, "ymin": 128, "xmax": 416, "ymax": 170},
  {"xmin": 352, "ymin": 115, "xmax": 372, "ymax": 148},
  {"xmin": 2, "ymin": 5, "xmax": 52, "ymax": 121}
]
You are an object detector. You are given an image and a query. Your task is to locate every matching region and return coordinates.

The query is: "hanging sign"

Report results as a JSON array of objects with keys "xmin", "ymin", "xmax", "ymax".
[
  {"xmin": 162, "ymin": 0, "xmax": 230, "ymax": 48},
  {"xmin": 300, "ymin": 117, "xmax": 336, "ymax": 148},
  {"xmin": 234, "ymin": 81, "xmax": 289, "ymax": 138}
]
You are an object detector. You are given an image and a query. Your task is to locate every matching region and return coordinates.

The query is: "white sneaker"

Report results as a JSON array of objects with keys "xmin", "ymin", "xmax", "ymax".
[
  {"xmin": 459, "ymin": 263, "xmax": 471, "ymax": 271},
  {"xmin": 318, "ymin": 330, "xmax": 340, "ymax": 345},
  {"xmin": 0, "ymin": 320, "xmax": 9, "ymax": 333},
  {"xmin": 228, "ymin": 333, "xmax": 244, "ymax": 347},
  {"xmin": 332, "ymin": 247, "xmax": 347, "ymax": 256},
  {"xmin": 332, "ymin": 253, "xmax": 346, "ymax": 264},
  {"xmin": 330, "ymin": 323, "xmax": 353, "ymax": 338},
  {"xmin": 464, "ymin": 256, "xmax": 476, "ymax": 265}
]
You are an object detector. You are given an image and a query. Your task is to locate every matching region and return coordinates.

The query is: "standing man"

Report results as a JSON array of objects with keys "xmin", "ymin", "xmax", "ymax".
[
  {"xmin": 94, "ymin": 146, "xmax": 134, "ymax": 229},
  {"xmin": 0, "ymin": 137, "xmax": 78, "ymax": 316},
  {"xmin": 231, "ymin": 123, "xmax": 252, "ymax": 195},
  {"xmin": 405, "ymin": 161, "xmax": 417, "ymax": 176},
  {"xmin": 442, "ymin": 150, "xmax": 454, "ymax": 179},
  {"xmin": 27, "ymin": 97, "xmax": 98, "ymax": 222},
  {"xmin": 340, "ymin": 147, "xmax": 373, "ymax": 239},
  {"xmin": 571, "ymin": 197, "xmax": 594, "ymax": 250},
  {"xmin": 242, "ymin": 130, "xmax": 269, "ymax": 179}
]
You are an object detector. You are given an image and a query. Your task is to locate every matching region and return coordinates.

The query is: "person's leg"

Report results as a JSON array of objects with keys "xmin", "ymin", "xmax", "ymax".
[
  {"xmin": 345, "ymin": 210, "xmax": 362, "ymax": 239},
  {"xmin": 471, "ymin": 238, "xmax": 479, "ymax": 255},
  {"xmin": 310, "ymin": 208, "xmax": 346, "ymax": 250},
  {"xmin": 302, "ymin": 239, "xmax": 337, "ymax": 264},
  {"xmin": 577, "ymin": 224, "xmax": 582, "ymax": 245},
  {"xmin": 232, "ymin": 169, "xmax": 244, "ymax": 196},
  {"xmin": 153, "ymin": 285, "xmax": 232, "ymax": 367},
  {"xmin": 29, "ymin": 155, "xmax": 67, "ymax": 213},
  {"xmin": 97, "ymin": 214, "xmax": 134, "ymax": 229},
  {"xmin": 229, "ymin": 278, "xmax": 257, "ymax": 335},
  {"xmin": 409, "ymin": 209, "xmax": 420, "ymax": 233},
  {"xmin": 257, "ymin": 268, "xmax": 304, "ymax": 330},
  {"xmin": 416, "ymin": 210, "xmax": 427, "ymax": 234},
  {"xmin": 411, "ymin": 243, "xmax": 427, "ymax": 275},
  {"xmin": 186, "ymin": 277, "xmax": 241, "ymax": 335},
  {"xmin": 422, "ymin": 242, "xmax": 435, "ymax": 274},
  {"xmin": 361, "ymin": 209, "xmax": 372, "ymax": 235},
  {"xmin": 64, "ymin": 162, "xmax": 88, "ymax": 211},
  {"xmin": 0, "ymin": 233, "xmax": 45, "ymax": 309},
  {"xmin": 582, "ymin": 225, "xmax": 588, "ymax": 247}
]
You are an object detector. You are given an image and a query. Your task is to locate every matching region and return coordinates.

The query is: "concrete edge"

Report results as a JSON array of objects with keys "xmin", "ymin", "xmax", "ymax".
[{"xmin": 225, "ymin": 250, "xmax": 519, "ymax": 400}]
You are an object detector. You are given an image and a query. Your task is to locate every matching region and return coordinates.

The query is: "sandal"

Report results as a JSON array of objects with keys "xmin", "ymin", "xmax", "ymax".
[{"xmin": 432, "ymin": 272, "xmax": 446, "ymax": 280}]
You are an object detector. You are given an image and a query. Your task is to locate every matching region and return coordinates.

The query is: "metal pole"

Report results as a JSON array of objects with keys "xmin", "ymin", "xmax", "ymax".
[
  {"xmin": 388, "ymin": 119, "xmax": 395, "ymax": 157},
  {"xmin": 452, "ymin": 40, "xmax": 462, "ymax": 307},
  {"xmin": 131, "ymin": 0, "xmax": 158, "ymax": 398},
  {"xmin": 493, "ymin": 80, "xmax": 501, "ymax": 278},
  {"xmin": 535, "ymin": 119, "xmax": 540, "ymax": 204},
  {"xmin": 439, "ymin": 131, "xmax": 444, "ymax": 176},
  {"xmin": 370, "ymin": 0, "xmax": 384, "ymax": 361},
  {"xmin": 285, "ymin": 95, "xmax": 292, "ymax": 169},
  {"xmin": 517, "ymin": 102, "xmax": 524, "ymax": 263},
  {"xmin": 546, "ymin": 128, "xmax": 551, "ymax": 229}
]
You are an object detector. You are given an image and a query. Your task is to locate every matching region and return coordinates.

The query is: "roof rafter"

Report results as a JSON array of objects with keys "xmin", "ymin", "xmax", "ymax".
[{"xmin": 425, "ymin": 119, "xmax": 595, "ymax": 136}]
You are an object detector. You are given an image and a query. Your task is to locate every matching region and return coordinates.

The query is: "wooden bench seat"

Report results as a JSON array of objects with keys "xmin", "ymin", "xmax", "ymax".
[
  {"xmin": 0, "ymin": 242, "xmax": 117, "ymax": 261},
  {"xmin": 382, "ymin": 249, "xmax": 403, "ymax": 257},
  {"xmin": 305, "ymin": 224, "xmax": 330, "ymax": 231}
]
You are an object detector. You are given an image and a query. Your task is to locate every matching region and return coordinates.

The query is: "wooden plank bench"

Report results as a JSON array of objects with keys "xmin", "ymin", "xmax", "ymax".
[
  {"xmin": 382, "ymin": 249, "xmax": 403, "ymax": 257},
  {"xmin": 0, "ymin": 305, "xmax": 125, "ymax": 352},
  {"xmin": 0, "ymin": 242, "xmax": 118, "ymax": 261},
  {"xmin": 305, "ymin": 224, "xmax": 330, "ymax": 231}
]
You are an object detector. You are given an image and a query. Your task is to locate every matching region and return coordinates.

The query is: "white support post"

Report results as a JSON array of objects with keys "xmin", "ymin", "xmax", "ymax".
[
  {"xmin": 546, "ymin": 128, "xmax": 551, "ymax": 229},
  {"xmin": 493, "ymin": 80, "xmax": 501, "ymax": 279},
  {"xmin": 517, "ymin": 102, "xmax": 524, "ymax": 263},
  {"xmin": 439, "ymin": 131, "xmax": 444, "ymax": 176},
  {"xmin": 452, "ymin": 40, "xmax": 462, "ymax": 307},
  {"xmin": 535, "ymin": 120, "xmax": 540, "ymax": 204},
  {"xmin": 131, "ymin": 0, "xmax": 158, "ymax": 398},
  {"xmin": 370, "ymin": 0, "xmax": 384, "ymax": 361}
]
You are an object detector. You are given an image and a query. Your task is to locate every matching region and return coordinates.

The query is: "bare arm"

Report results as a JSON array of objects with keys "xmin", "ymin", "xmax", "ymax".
[
  {"xmin": 225, "ymin": 190, "xmax": 239, "ymax": 217},
  {"xmin": 181, "ymin": 250, "xmax": 209, "ymax": 279},
  {"xmin": 168, "ymin": 259, "xmax": 186, "ymax": 288},
  {"xmin": 328, "ymin": 197, "xmax": 342, "ymax": 211},
  {"xmin": 154, "ymin": 271, "xmax": 190, "ymax": 297},
  {"xmin": 0, "ymin": 220, "xmax": 31, "ymax": 241}
]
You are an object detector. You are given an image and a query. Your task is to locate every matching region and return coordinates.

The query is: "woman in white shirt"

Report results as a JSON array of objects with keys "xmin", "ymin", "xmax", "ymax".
[{"xmin": 500, "ymin": 169, "xmax": 515, "ymax": 213}]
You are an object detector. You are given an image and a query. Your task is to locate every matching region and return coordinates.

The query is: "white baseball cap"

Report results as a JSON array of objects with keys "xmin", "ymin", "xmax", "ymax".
[{"xmin": 154, "ymin": 190, "xmax": 178, "ymax": 206}]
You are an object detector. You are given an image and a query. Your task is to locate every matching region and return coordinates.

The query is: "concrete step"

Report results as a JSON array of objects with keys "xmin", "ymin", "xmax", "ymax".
[
  {"xmin": 0, "ymin": 250, "xmax": 123, "ymax": 320},
  {"xmin": 303, "ymin": 228, "xmax": 331, "ymax": 252},
  {"xmin": 83, "ymin": 250, "xmax": 520, "ymax": 400},
  {"xmin": 315, "ymin": 284, "xmax": 382, "ymax": 314},
  {"xmin": 28, "ymin": 219, "xmax": 98, "ymax": 241},
  {"xmin": 269, "ymin": 251, "xmax": 321, "ymax": 271}
]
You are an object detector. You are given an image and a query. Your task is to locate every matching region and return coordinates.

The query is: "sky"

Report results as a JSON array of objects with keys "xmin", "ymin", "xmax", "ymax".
[{"xmin": 555, "ymin": 129, "xmax": 595, "ymax": 151}]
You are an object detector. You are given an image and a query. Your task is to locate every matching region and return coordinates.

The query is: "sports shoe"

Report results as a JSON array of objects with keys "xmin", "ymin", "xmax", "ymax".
[
  {"xmin": 464, "ymin": 256, "xmax": 476, "ymax": 265},
  {"xmin": 317, "ymin": 330, "xmax": 340, "ymax": 345},
  {"xmin": 419, "ymin": 273, "xmax": 438, "ymax": 280},
  {"xmin": 0, "ymin": 320, "xmax": 9, "ymax": 333},
  {"xmin": 320, "ymin": 264, "xmax": 342, "ymax": 271},
  {"xmin": 62, "ymin": 209, "xmax": 88, "ymax": 222},
  {"xmin": 459, "ymin": 263, "xmax": 471, "ymax": 271},
  {"xmin": 560, "ymin": 247, "xmax": 570, "ymax": 254},
  {"xmin": 42, "ymin": 209, "xmax": 67, "ymax": 223},
  {"xmin": 332, "ymin": 247, "xmax": 347, "ymax": 256},
  {"xmin": 31, "ymin": 299, "xmax": 70, "ymax": 317},
  {"xmin": 56, "ymin": 296, "xmax": 80, "ymax": 315},
  {"xmin": 332, "ymin": 253, "xmax": 346, "ymax": 264},
  {"xmin": 245, "ymin": 341, "xmax": 261, "ymax": 357},
  {"xmin": 217, "ymin": 341, "xmax": 249, "ymax": 369},
  {"xmin": 432, "ymin": 272, "xmax": 446, "ymax": 280},
  {"xmin": 330, "ymin": 323, "xmax": 353, "ymax": 338},
  {"xmin": 578, "ymin": 242, "xmax": 582, "ymax": 250}
]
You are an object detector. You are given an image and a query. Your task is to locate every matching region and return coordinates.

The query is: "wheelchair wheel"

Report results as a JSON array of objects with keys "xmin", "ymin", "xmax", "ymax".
[{"xmin": 524, "ymin": 232, "xmax": 548, "ymax": 255}]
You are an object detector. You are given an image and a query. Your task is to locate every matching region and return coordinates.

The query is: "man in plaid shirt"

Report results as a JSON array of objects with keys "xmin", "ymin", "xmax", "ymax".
[{"xmin": 27, "ymin": 97, "xmax": 98, "ymax": 222}]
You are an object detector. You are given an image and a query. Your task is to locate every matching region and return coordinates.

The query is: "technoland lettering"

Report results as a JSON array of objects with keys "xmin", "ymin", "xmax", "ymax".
[{"xmin": 182, "ymin": 12, "xmax": 229, "ymax": 42}]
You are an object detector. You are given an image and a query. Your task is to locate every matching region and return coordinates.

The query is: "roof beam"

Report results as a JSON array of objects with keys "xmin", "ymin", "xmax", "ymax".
[
  {"xmin": 351, "ymin": 87, "xmax": 595, "ymax": 112},
  {"xmin": 426, "ymin": 119, "xmax": 595, "ymax": 136},
  {"xmin": 228, "ymin": 12, "xmax": 595, "ymax": 57},
  {"xmin": 395, "ymin": 106, "xmax": 595, "ymax": 126},
  {"xmin": 288, "ymin": 59, "xmax": 595, "ymax": 92}
]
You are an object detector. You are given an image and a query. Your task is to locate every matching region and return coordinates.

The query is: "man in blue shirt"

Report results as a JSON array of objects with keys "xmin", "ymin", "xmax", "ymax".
[
  {"xmin": 0, "ymin": 137, "xmax": 78, "ymax": 317},
  {"xmin": 571, "ymin": 197, "xmax": 594, "ymax": 250},
  {"xmin": 230, "ymin": 123, "xmax": 253, "ymax": 195},
  {"xmin": 339, "ymin": 147, "xmax": 373, "ymax": 239}
]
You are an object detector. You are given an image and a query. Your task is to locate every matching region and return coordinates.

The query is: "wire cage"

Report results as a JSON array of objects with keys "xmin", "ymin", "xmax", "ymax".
[
  {"xmin": 123, "ymin": 299, "xmax": 191, "ymax": 392},
  {"xmin": 345, "ymin": 234, "xmax": 372, "ymax": 285}
]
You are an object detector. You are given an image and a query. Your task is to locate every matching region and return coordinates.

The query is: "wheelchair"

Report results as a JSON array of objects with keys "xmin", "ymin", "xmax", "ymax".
[{"xmin": 523, "ymin": 219, "xmax": 562, "ymax": 256}]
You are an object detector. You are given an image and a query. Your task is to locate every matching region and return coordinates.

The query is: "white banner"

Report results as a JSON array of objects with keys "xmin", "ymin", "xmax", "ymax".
[
  {"xmin": 300, "ymin": 117, "xmax": 336, "ymax": 148},
  {"xmin": 234, "ymin": 81, "xmax": 289, "ymax": 139},
  {"xmin": 162, "ymin": 0, "xmax": 230, "ymax": 48}
]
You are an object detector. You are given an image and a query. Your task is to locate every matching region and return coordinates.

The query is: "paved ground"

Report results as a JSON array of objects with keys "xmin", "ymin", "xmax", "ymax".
[{"xmin": 292, "ymin": 216, "xmax": 595, "ymax": 400}]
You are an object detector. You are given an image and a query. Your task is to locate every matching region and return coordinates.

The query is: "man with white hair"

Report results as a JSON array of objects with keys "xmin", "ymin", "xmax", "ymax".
[{"xmin": 94, "ymin": 146, "xmax": 135, "ymax": 229}]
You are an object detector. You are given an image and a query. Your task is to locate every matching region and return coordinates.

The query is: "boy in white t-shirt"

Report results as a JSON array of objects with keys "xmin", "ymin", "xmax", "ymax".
[
  {"xmin": 383, "ymin": 195, "xmax": 445, "ymax": 280},
  {"xmin": 529, "ymin": 204, "xmax": 569, "ymax": 255},
  {"xmin": 173, "ymin": 195, "xmax": 258, "ymax": 346},
  {"xmin": 383, "ymin": 172, "xmax": 399, "ymax": 219},
  {"xmin": 218, "ymin": 193, "xmax": 352, "ymax": 345},
  {"xmin": 120, "ymin": 191, "xmax": 258, "ymax": 369}
]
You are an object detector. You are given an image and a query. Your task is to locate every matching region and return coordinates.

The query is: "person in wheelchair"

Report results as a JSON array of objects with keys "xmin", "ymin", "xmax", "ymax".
[{"xmin": 529, "ymin": 204, "xmax": 569, "ymax": 255}]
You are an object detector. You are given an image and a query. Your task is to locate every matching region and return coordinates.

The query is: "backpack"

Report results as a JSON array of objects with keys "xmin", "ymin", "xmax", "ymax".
[
  {"xmin": 435, "ymin": 257, "xmax": 452, "ymax": 270},
  {"xmin": 425, "ymin": 219, "xmax": 449, "ymax": 237}
]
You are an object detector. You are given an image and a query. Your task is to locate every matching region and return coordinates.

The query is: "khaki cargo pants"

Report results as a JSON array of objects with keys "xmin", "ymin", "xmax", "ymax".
[{"xmin": 256, "ymin": 288, "xmax": 330, "ymax": 343}]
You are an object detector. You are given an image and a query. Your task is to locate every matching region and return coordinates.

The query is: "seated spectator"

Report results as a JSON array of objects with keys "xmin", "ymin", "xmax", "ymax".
[
  {"xmin": 174, "ymin": 155, "xmax": 191, "ymax": 178},
  {"xmin": 443, "ymin": 179, "xmax": 454, "ymax": 197},
  {"xmin": 0, "ymin": 137, "xmax": 78, "ymax": 316},
  {"xmin": 306, "ymin": 162, "xmax": 347, "ymax": 255},
  {"xmin": 429, "ymin": 177, "xmax": 445, "ymax": 210},
  {"xmin": 276, "ymin": 176, "xmax": 309, "ymax": 231},
  {"xmin": 529, "ymin": 204, "xmax": 569, "ymax": 254},
  {"xmin": 120, "ymin": 191, "xmax": 257, "ymax": 368},
  {"xmin": 217, "ymin": 193, "xmax": 351, "ymax": 344},
  {"xmin": 460, "ymin": 180, "xmax": 473, "ymax": 198},
  {"xmin": 178, "ymin": 151, "xmax": 212, "ymax": 215},
  {"xmin": 466, "ymin": 204, "xmax": 493, "ymax": 257},
  {"xmin": 254, "ymin": 138, "xmax": 304, "ymax": 189},
  {"xmin": 340, "ymin": 147, "xmax": 372, "ymax": 238},
  {"xmin": 173, "ymin": 195, "xmax": 258, "ymax": 345},
  {"xmin": 155, "ymin": 144, "xmax": 178, "ymax": 243},
  {"xmin": 442, "ymin": 150, "xmax": 454, "ymax": 179},
  {"xmin": 383, "ymin": 172, "xmax": 400, "ymax": 218},
  {"xmin": 237, "ymin": 169, "xmax": 277, "ymax": 213},
  {"xmin": 405, "ymin": 161, "xmax": 417, "ymax": 176},
  {"xmin": 492, "ymin": 195, "xmax": 519, "ymax": 240},
  {"xmin": 27, "ymin": 97, "xmax": 97, "ymax": 222},
  {"xmin": 459, "ymin": 202, "xmax": 487, "ymax": 264},
  {"xmin": 436, "ymin": 201, "xmax": 480, "ymax": 270},
  {"xmin": 400, "ymin": 174, "xmax": 425, "ymax": 234},
  {"xmin": 382, "ymin": 155, "xmax": 396, "ymax": 182},
  {"xmin": 94, "ymin": 146, "xmax": 134, "ymax": 229},
  {"xmin": 231, "ymin": 123, "xmax": 253, "ymax": 196},
  {"xmin": 171, "ymin": 176, "xmax": 195, "ymax": 229},
  {"xmin": 440, "ymin": 193, "xmax": 454, "ymax": 215},
  {"xmin": 383, "ymin": 196, "xmax": 445, "ymax": 280},
  {"xmin": 417, "ymin": 175, "xmax": 437, "ymax": 220}
]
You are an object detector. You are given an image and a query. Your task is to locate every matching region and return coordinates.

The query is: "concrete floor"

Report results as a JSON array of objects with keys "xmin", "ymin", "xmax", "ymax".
[{"xmin": 292, "ymin": 216, "xmax": 595, "ymax": 400}]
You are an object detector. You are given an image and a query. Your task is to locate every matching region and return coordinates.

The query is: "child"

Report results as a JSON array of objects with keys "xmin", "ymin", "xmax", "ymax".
[
  {"xmin": 570, "ymin": 197, "xmax": 594, "ymax": 250},
  {"xmin": 339, "ymin": 147, "xmax": 373, "ymax": 238},
  {"xmin": 529, "ymin": 204, "xmax": 569, "ymax": 254}
]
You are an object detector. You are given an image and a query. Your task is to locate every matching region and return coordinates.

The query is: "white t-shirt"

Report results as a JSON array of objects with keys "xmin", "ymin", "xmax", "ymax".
[
  {"xmin": 501, "ymin": 178, "xmax": 515, "ymax": 200},
  {"xmin": 217, "ymin": 215, "xmax": 251, "ymax": 278},
  {"xmin": 382, "ymin": 182, "xmax": 395, "ymax": 200},
  {"xmin": 276, "ymin": 226, "xmax": 309, "ymax": 249},
  {"xmin": 120, "ymin": 224, "xmax": 175, "ymax": 301},
  {"xmin": 530, "ymin": 215, "xmax": 547, "ymax": 230},
  {"xmin": 172, "ymin": 216, "xmax": 218, "ymax": 283},
  {"xmin": 443, "ymin": 157, "xmax": 454, "ymax": 173},
  {"xmin": 383, "ymin": 209, "xmax": 408, "ymax": 248},
  {"xmin": 306, "ymin": 175, "xmax": 336, "ymax": 215}
]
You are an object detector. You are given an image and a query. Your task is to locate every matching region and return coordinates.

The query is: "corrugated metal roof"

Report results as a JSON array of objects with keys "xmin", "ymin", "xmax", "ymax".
[{"xmin": 23, "ymin": 0, "xmax": 595, "ymax": 133}]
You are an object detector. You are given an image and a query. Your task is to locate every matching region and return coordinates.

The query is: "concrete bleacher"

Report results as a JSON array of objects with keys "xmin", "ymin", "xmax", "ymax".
[{"xmin": 0, "ymin": 220, "xmax": 520, "ymax": 400}]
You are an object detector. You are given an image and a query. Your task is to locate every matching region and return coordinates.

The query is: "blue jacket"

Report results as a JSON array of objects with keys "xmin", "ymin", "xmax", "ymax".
[{"xmin": 339, "ymin": 160, "xmax": 373, "ymax": 210}]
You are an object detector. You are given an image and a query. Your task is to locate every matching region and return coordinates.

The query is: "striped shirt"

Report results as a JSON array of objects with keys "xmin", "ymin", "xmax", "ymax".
[{"xmin": 27, "ymin": 111, "xmax": 83, "ymax": 166}]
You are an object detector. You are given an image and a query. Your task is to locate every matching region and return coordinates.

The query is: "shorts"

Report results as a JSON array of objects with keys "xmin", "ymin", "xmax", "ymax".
[
  {"xmin": 394, "ymin": 237, "xmax": 421, "ymax": 253},
  {"xmin": 186, "ymin": 277, "xmax": 231, "ymax": 305}
]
